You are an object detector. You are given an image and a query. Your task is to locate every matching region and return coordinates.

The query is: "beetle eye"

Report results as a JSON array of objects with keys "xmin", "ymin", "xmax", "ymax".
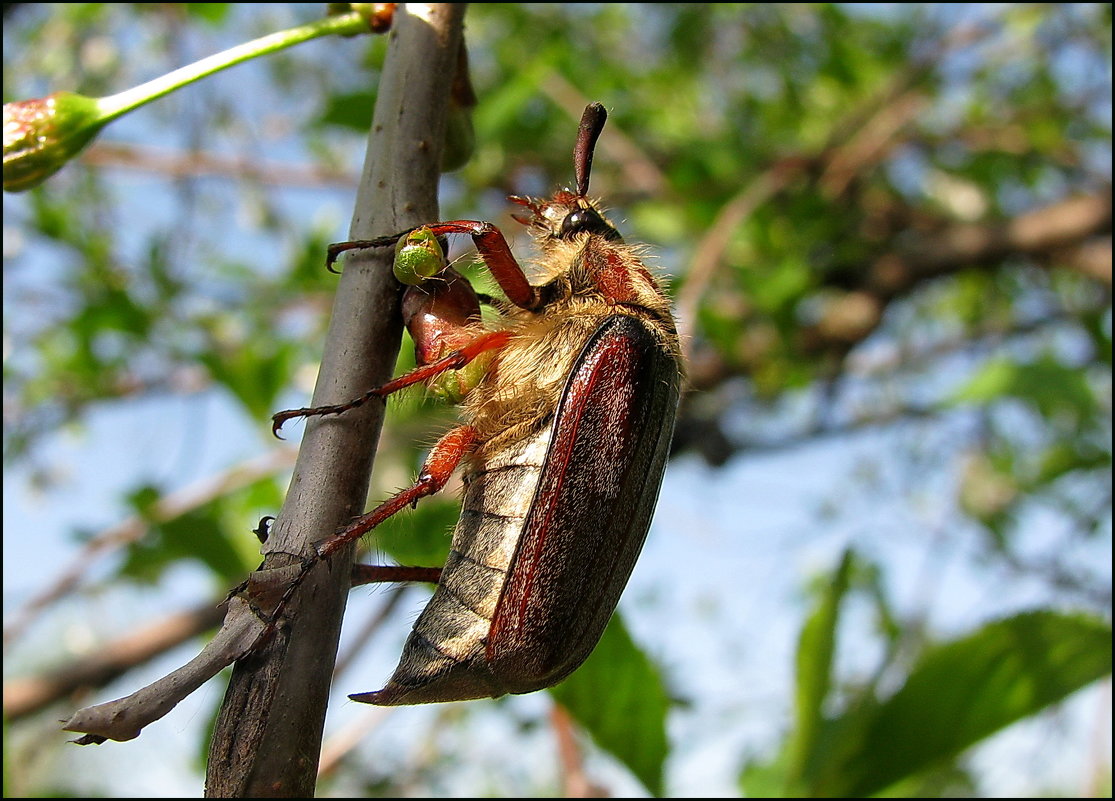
[{"xmin": 559, "ymin": 208, "xmax": 620, "ymax": 240}]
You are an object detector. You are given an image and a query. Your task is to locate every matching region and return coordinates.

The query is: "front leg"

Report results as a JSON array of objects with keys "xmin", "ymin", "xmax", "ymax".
[
  {"xmin": 271, "ymin": 330, "xmax": 510, "ymax": 436},
  {"xmin": 326, "ymin": 220, "xmax": 541, "ymax": 311}
]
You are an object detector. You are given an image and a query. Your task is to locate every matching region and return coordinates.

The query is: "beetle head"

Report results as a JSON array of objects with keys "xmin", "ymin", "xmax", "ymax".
[{"xmin": 508, "ymin": 103, "xmax": 622, "ymax": 244}]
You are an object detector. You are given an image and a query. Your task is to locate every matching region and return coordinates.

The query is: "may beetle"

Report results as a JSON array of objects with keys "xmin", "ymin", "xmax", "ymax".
[{"xmin": 273, "ymin": 103, "xmax": 682, "ymax": 705}]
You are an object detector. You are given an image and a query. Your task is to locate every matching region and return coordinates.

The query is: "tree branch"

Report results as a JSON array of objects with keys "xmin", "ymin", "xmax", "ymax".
[
  {"xmin": 551, "ymin": 701, "xmax": 606, "ymax": 797},
  {"xmin": 80, "ymin": 141, "xmax": 359, "ymax": 187},
  {"xmin": 675, "ymin": 298, "xmax": 1110, "ymax": 465},
  {"xmin": 799, "ymin": 187, "xmax": 1112, "ymax": 351},
  {"xmin": 204, "ymin": 6, "xmax": 467, "ymax": 796},
  {"xmin": 5, "ymin": 566, "xmax": 423, "ymax": 720},
  {"xmin": 682, "ymin": 187, "xmax": 1112, "ymax": 398},
  {"xmin": 867, "ymin": 188, "xmax": 1113, "ymax": 294},
  {"xmin": 54, "ymin": 4, "xmax": 465, "ymax": 796}
]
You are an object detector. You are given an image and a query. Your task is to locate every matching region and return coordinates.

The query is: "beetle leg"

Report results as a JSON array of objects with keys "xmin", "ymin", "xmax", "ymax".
[
  {"xmin": 422, "ymin": 220, "xmax": 539, "ymax": 310},
  {"xmin": 271, "ymin": 331, "xmax": 510, "ymax": 436},
  {"xmin": 350, "ymin": 564, "xmax": 441, "ymax": 587},
  {"xmin": 324, "ymin": 231, "xmax": 408, "ymax": 272},
  {"xmin": 325, "ymin": 220, "xmax": 537, "ymax": 308},
  {"xmin": 261, "ymin": 425, "xmax": 475, "ymax": 631},
  {"xmin": 315, "ymin": 424, "xmax": 477, "ymax": 559}
]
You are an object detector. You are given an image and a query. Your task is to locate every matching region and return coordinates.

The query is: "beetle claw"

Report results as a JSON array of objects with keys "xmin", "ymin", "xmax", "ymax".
[
  {"xmin": 253, "ymin": 516, "xmax": 275, "ymax": 543},
  {"xmin": 271, "ymin": 414, "xmax": 291, "ymax": 439}
]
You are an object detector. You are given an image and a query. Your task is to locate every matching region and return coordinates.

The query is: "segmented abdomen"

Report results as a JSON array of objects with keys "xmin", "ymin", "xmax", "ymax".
[{"xmin": 352, "ymin": 423, "xmax": 553, "ymax": 705}]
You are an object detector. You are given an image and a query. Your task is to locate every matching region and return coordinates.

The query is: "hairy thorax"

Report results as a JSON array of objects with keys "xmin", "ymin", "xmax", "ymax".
[{"xmin": 462, "ymin": 235, "xmax": 678, "ymax": 462}]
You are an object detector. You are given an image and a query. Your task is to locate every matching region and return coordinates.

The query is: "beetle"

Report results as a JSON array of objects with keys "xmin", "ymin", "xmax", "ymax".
[{"xmin": 272, "ymin": 103, "xmax": 682, "ymax": 705}]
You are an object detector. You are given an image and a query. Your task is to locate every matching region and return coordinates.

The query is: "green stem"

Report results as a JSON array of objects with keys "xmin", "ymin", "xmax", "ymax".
[{"xmin": 95, "ymin": 11, "xmax": 370, "ymax": 121}]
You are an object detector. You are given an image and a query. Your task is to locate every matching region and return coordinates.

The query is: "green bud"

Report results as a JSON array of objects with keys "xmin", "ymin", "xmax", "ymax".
[
  {"xmin": 393, "ymin": 227, "xmax": 446, "ymax": 286},
  {"xmin": 3, "ymin": 91, "xmax": 107, "ymax": 192},
  {"xmin": 428, "ymin": 350, "xmax": 494, "ymax": 404},
  {"xmin": 4, "ymin": 10, "xmax": 377, "ymax": 193}
]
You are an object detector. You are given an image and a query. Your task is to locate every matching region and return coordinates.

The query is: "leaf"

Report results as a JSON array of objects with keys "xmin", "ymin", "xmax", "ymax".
[
  {"xmin": 549, "ymin": 615, "xmax": 671, "ymax": 797},
  {"xmin": 184, "ymin": 3, "xmax": 231, "ymax": 25},
  {"xmin": 200, "ymin": 339, "xmax": 296, "ymax": 421},
  {"xmin": 372, "ymin": 497, "xmax": 457, "ymax": 567},
  {"xmin": 739, "ymin": 742, "xmax": 795, "ymax": 799},
  {"xmin": 319, "ymin": 90, "xmax": 376, "ymax": 131},
  {"xmin": 788, "ymin": 548, "xmax": 854, "ymax": 789},
  {"xmin": 812, "ymin": 610, "xmax": 1113, "ymax": 797},
  {"xmin": 950, "ymin": 354, "xmax": 1098, "ymax": 429},
  {"xmin": 119, "ymin": 484, "xmax": 262, "ymax": 584},
  {"xmin": 121, "ymin": 507, "xmax": 248, "ymax": 585},
  {"xmin": 1035, "ymin": 440, "xmax": 1111, "ymax": 486}
]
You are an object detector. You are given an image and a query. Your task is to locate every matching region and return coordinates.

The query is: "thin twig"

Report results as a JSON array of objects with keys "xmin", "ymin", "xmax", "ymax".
[
  {"xmin": 81, "ymin": 141, "xmax": 359, "ymax": 187},
  {"xmin": 551, "ymin": 702, "xmax": 599, "ymax": 798},
  {"xmin": 5, "ymin": 564, "xmax": 425, "ymax": 720},
  {"xmin": 5, "ymin": 599, "xmax": 227, "ymax": 721},
  {"xmin": 317, "ymin": 705, "xmax": 395, "ymax": 779},
  {"xmin": 675, "ymin": 164, "xmax": 799, "ymax": 356}
]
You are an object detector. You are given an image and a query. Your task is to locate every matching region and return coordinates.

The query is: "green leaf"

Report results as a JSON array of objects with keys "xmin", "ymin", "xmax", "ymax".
[
  {"xmin": 550, "ymin": 615, "xmax": 671, "ymax": 797},
  {"xmin": 788, "ymin": 548, "xmax": 854, "ymax": 789},
  {"xmin": 119, "ymin": 483, "xmax": 262, "ymax": 584},
  {"xmin": 121, "ymin": 506, "xmax": 247, "ymax": 585},
  {"xmin": 740, "ymin": 742, "xmax": 795, "ymax": 799},
  {"xmin": 813, "ymin": 610, "xmax": 1113, "ymax": 797},
  {"xmin": 949, "ymin": 354, "xmax": 1098, "ymax": 428},
  {"xmin": 319, "ymin": 89, "xmax": 376, "ymax": 131},
  {"xmin": 200, "ymin": 339, "xmax": 296, "ymax": 421},
  {"xmin": 373, "ymin": 497, "xmax": 457, "ymax": 567},
  {"xmin": 184, "ymin": 3, "xmax": 231, "ymax": 25},
  {"xmin": 1035, "ymin": 440, "xmax": 1112, "ymax": 486}
]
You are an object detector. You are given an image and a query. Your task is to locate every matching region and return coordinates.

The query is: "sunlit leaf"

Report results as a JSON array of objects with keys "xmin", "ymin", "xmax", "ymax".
[
  {"xmin": 810, "ymin": 611, "xmax": 1113, "ymax": 797},
  {"xmin": 550, "ymin": 615, "xmax": 671, "ymax": 797}
]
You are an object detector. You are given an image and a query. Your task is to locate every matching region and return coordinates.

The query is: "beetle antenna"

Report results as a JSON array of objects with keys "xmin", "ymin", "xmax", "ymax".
[{"xmin": 574, "ymin": 103, "xmax": 607, "ymax": 198}]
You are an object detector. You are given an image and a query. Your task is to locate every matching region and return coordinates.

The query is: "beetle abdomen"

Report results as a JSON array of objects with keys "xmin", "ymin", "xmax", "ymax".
[
  {"xmin": 354, "ymin": 314, "xmax": 679, "ymax": 706},
  {"xmin": 351, "ymin": 424, "xmax": 554, "ymax": 705}
]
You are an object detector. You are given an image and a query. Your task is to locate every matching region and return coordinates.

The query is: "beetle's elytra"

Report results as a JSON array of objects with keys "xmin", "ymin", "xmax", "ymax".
[{"xmin": 273, "ymin": 103, "xmax": 682, "ymax": 704}]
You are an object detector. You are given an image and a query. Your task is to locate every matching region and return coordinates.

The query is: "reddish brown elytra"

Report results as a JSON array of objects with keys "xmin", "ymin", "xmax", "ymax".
[{"xmin": 272, "ymin": 103, "xmax": 682, "ymax": 705}]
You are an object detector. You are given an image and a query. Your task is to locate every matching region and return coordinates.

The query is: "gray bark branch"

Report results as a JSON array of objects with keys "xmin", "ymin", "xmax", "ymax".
[
  {"xmin": 204, "ymin": 6, "xmax": 466, "ymax": 796},
  {"xmin": 61, "ymin": 10, "xmax": 468, "ymax": 785}
]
